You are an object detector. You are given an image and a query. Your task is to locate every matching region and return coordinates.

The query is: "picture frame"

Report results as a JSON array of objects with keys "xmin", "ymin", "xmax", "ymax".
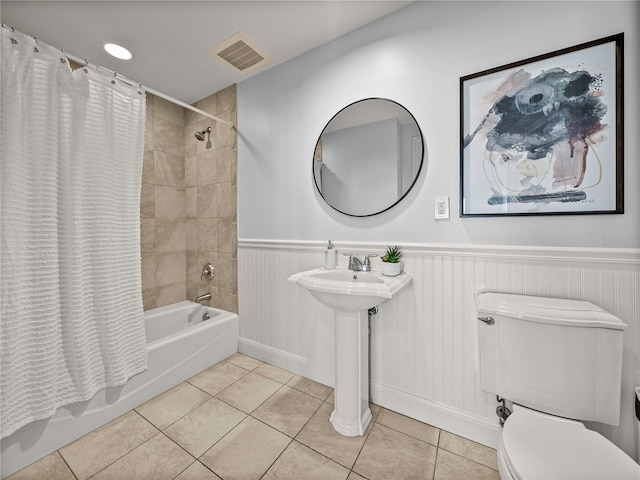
[{"xmin": 460, "ymin": 34, "xmax": 623, "ymax": 217}]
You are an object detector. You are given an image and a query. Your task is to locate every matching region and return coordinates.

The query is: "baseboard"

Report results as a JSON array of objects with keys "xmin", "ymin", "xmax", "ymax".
[
  {"xmin": 239, "ymin": 337, "xmax": 500, "ymax": 449},
  {"xmin": 370, "ymin": 380, "xmax": 501, "ymax": 449},
  {"xmin": 238, "ymin": 337, "xmax": 335, "ymax": 387}
]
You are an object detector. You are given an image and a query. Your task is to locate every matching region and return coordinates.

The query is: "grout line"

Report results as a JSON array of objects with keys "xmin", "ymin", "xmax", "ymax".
[
  {"xmin": 171, "ymin": 460, "xmax": 195, "ymax": 480},
  {"xmin": 347, "ymin": 411, "xmax": 377, "ymax": 477},
  {"xmin": 161, "ymin": 431, "xmax": 201, "ymax": 480},
  {"xmin": 84, "ymin": 431, "xmax": 167, "ymax": 480},
  {"xmin": 138, "ymin": 385, "xmax": 211, "ymax": 433},
  {"xmin": 432, "ymin": 447, "xmax": 441, "ymax": 480},
  {"xmin": 62, "ymin": 411, "xmax": 162, "ymax": 480},
  {"xmin": 185, "ymin": 360, "xmax": 252, "ymax": 397},
  {"xmin": 131, "ymin": 408, "xmax": 163, "ymax": 435},
  {"xmin": 256, "ymin": 436, "xmax": 295, "ymax": 480},
  {"xmin": 250, "ymin": 389, "xmax": 325, "ymax": 438},
  {"xmin": 56, "ymin": 451, "xmax": 79, "ymax": 480},
  {"xmin": 373, "ymin": 418, "xmax": 440, "ymax": 448}
]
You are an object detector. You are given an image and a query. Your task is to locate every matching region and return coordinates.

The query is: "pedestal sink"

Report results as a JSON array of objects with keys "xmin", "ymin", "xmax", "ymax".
[{"xmin": 288, "ymin": 266, "xmax": 411, "ymax": 436}]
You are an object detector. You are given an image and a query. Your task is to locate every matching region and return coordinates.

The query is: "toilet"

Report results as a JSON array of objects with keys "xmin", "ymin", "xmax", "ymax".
[{"xmin": 476, "ymin": 292, "xmax": 640, "ymax": 480}]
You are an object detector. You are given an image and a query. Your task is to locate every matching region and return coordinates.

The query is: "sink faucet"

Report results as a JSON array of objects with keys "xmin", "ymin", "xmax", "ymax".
[
  {"xmin": 195, "ymin": 293, "xmax": 212, "ymax": 303},
  {"xmin": 343, "ymin": 253, "xmax": 377, "ymax": 272}
]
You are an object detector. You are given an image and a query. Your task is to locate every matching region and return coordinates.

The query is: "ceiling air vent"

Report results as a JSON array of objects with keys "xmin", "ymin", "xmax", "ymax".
[{"xmin": 208, "ymin": 32, "xmax": 271, "ymax": 74}]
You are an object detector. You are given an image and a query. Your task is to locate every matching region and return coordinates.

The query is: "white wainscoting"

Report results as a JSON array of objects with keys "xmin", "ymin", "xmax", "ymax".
[{"xmin": 238, "ymin": 239, "xmax": 640, "ymax": 459}]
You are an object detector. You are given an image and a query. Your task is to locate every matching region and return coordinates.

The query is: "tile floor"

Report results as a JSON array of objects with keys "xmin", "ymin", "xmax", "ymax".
[{"xmin": 7, "ymin": 353, "xmax": 499, "ymax": 480}]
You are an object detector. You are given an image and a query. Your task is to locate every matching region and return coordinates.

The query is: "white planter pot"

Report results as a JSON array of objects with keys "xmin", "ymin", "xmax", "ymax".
[{"xmin": 381, "ymin": 261, "xmax": 403, "ymax": 277}]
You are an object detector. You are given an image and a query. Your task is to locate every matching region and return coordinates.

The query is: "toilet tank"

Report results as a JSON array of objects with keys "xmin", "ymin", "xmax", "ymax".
[{"xmin": 476, "ymin": 292, "xmax": 627, "ymax": 426}]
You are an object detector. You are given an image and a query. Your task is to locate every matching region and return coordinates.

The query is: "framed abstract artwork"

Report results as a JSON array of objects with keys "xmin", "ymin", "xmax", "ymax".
[{"xmin": 460, "ymin": 34, "xmax": 623, "ymax": 217}]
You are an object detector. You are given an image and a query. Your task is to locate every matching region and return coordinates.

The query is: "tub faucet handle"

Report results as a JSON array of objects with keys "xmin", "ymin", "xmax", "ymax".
[{"xmin": 201, "ymin": 263, "xmax": 215, "ymax": 281}]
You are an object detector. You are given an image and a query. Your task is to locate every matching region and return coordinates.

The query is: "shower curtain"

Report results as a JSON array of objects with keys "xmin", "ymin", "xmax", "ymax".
[{"xmin": 1, "ymin": 28, "xmax": 148, "ymax": 438}]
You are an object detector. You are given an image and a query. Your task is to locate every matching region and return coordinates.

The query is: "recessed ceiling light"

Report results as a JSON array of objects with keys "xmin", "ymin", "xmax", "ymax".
[{"xmin": 103, "ymin": 43, "xmax": 133, "ymax": 60}]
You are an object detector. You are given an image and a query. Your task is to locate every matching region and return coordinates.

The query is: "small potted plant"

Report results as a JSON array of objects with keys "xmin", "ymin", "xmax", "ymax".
[{"xmin": 381, "ymin": 245, "xmax": 403, "ymax": 277}]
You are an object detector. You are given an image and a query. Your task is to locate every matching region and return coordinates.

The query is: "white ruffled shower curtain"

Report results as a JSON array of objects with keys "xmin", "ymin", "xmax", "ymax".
[{"xmin": 1, "ymin": 27, "xmax": 148, "ymax": 438}]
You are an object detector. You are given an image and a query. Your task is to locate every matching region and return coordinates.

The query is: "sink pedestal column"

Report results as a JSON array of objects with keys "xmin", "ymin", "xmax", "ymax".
[{"xmin": 330, "ymin": 310, "xmax": 371, "ymax": 436}]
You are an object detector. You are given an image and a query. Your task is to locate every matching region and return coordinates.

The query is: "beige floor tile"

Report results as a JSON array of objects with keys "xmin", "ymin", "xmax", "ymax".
[
  {"xmin": 434, "ymin": 449, "xmax": 500, "ymax": 480},
  {"xmin": 346, "ymin": 472, "xmax": 368, "ymax": 480},
  {"xmin": 226, "ymin": 352, "xmax": 263, "ymax": 370},
  {"xmin": 135, "ymin": 382, "xmax": 211, "ymax": 429},
  {"xmin": 216, "ymin": 372, "xmax": 282, "ymax": 413},
  {"xmin": 59, "ymin": 410, "xmax": 157, "ymax": 480},
  {"xmin": 11, "ymin": 367, "xmax": 503, "ymax": 480},
  {"xmin": 188, "ymin": 360, "xmax": 249, "ymax": 395},
  {"xmin": 439, "ymin": 430, "xmax": 498, "ymax": 470},
  {"xmin": 91, "ymin": 433, "xmax": 192, "ymax": 480},
  {"xmin": 7, "ymin": 452, "xmax": 75, "ymax": 480},
  {"xmin": 252, "ymin": 385, "xmax": 323, "ymax": 437},
  {"xmin": 262, "ymin": 441, "xmax": 349, "ymax": 480},
  {"xmin": 376, "ymin": 407, "xmax": 440, "ymax": 446},
  {"xmin": 296, "ymin": 402, "xmax": 368, "ymax": 469},
  {"xmin": 287, "ymin": 375, "xmax": 333, "ymax": 400},
  {"xmin": 201, "ymin": 416, "xmax": 291, "ymax": 480},
  {"xmin": 174, "ymin": 461, "xmax": 222, "ymax": 480},
  {"xmin": 353, "ymin": 423, "xmax": 437, "ymax": 480},
  {"xmin": 254, "ymin": 363, "xmax": 296, "ymax": 383},
  {"xmin": 164, "ymin": 397, "xmax": 246, "ymax": 456}
]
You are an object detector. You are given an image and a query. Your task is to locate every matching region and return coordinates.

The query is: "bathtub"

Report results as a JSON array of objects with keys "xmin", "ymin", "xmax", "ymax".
[{"xmin": 1, "ymin": 300, "xmax": 239, "ymax": 478}]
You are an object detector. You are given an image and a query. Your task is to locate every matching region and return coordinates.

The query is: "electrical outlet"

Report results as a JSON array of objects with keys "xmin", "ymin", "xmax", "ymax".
[{"xmin": 434, "ymin": 196, "xmax": 449, "ymax": 219}]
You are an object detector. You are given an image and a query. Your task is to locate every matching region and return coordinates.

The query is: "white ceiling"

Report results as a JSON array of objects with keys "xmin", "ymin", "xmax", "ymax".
[{"xmin": 1, "ymin": 1, "xmax": 412, "ymax": 104}]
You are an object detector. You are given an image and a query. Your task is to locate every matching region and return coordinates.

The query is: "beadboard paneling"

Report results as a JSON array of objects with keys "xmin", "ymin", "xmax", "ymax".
[{"xmin": 238, "ymin": 240, "xmax": 640, "ymax": 459}]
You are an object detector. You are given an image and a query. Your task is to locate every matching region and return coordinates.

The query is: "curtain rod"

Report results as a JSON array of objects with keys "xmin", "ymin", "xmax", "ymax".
[
  {"xmin": 144, "ymin": 85, "xmax": 235, "ymax": 129},
  {"xmin": 63, "ymin": 52, "xmax": 235, "ymax": 129},
  {"xmin": 1, "ymin": 25, "xmax": 234, "ymax": 129}
]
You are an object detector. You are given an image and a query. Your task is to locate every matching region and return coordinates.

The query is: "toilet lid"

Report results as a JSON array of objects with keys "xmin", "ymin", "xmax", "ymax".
[{"xmin": 501, "ymin": 406, "xmax": 640, "ymax": 480}]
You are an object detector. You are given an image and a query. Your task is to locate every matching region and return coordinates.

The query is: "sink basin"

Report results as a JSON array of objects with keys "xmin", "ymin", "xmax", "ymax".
[
  {"xmin": 288, "ymin": 267, "xmax": 411, "ymax": 312},
  {"xmin": 311, "ymin": 270, "xmax": 384, "ymax": 284}
]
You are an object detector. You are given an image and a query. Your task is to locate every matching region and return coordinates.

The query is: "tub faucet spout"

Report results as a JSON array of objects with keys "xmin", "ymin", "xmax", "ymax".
[{"xmin": 195, "ymin": 293, "xmax": 212, "ymax": 303}]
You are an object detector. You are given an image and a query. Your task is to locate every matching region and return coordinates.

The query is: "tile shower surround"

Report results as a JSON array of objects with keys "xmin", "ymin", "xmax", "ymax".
[
  {"xmin": 141, "ymin": 87, "xmax": 238, "ymax": 313},
  {"xmin": 7, "ymin": 353, "xmax": 499, "ymax": 480}
]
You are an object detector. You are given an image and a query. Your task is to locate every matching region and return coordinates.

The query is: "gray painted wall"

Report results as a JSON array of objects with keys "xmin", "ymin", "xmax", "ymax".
[{"xmin": 237, "ymin": 1, "xmax": 639, "ymax": 249}]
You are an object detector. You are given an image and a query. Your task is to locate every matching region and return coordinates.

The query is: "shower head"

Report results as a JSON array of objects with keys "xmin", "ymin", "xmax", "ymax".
[{"xmin": 195, "ymin": 126, "xmax": 212, "ymax": 141}]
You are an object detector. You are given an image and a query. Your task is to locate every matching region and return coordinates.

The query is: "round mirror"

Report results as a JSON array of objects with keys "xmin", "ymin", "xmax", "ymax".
[{"xmin": 313, "ymin": 98, "xmax": 424, "ymax": 217}]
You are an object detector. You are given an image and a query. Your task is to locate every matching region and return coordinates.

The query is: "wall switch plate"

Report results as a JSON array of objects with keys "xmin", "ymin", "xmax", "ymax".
[{"xmin": 435, "ymin": 196, "xmax": 449, "ymax": 219}]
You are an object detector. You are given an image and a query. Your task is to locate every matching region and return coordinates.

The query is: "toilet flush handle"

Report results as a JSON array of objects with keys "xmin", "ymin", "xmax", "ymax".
[{"xmin": 477, "ymin": 316, "xmax": 495, "ymax": 326}]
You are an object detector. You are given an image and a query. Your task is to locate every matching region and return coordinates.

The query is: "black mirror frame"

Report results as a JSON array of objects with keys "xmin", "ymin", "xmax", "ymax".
[{"xmin": 313, "ymin": 97, "xmax": 424, "ymax": 217}]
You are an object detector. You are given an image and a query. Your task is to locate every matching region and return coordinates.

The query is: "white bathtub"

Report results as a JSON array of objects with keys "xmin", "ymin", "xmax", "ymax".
[{"xmin": 1, "ymin": 300, "xmax": 239, "ymax": 478}]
